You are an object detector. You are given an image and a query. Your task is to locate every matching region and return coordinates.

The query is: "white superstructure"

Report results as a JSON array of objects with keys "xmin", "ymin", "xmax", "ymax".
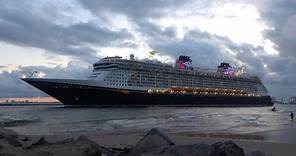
[{"xmin": 88, "ymin": 55, "xmax": 268, "ymax": 96}]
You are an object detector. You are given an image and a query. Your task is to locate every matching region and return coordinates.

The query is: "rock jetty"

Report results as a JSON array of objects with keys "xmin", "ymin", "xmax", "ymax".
[{"xmin": 0, "ymin": 127, "xmax": 268, "ymax": 156}]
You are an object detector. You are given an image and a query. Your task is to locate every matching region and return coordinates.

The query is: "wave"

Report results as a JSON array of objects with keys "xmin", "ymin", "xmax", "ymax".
[{"xmin": 0, "ymin": 119, "xmax": 41, "ymax": 127}]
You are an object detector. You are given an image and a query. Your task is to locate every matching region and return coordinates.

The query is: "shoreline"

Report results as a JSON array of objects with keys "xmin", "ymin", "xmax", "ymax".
[{"xmin": 10, "ymin": 125, "xmax": 296, "ymax": 145}]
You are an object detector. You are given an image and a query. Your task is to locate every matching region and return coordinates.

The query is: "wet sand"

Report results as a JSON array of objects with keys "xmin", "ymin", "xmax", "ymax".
[
  {"xmin": 258, "ymin": 128, "xmax": 296, "ymax": 144},
  {"xmin": 171, "ymin": 134, "xmax": 296, "ymax": 156}
]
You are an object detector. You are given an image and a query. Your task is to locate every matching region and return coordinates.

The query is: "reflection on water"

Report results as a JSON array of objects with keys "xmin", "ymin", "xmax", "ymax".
[{"xmin": 0, "ymin": 104, "xmax": 295, "ymax": 135}]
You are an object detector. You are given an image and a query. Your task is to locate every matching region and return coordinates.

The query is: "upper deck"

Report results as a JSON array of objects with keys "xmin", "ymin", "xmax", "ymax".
[{"xmin": 93, "ymin": 56, "xmax": 259, "ymax": 83}]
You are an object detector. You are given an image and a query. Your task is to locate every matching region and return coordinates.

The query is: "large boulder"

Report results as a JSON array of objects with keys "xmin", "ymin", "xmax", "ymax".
[
  {"xmin": 163, "ymin": 143, "xmax": 215, "ymax": 156},
  {"xmin": 0, "ymin": 128, "xmax": 106, "ymax": 156},
  {"xmin": 211, "ymin": 141, "xmax": 244, "ymax": 156},
  {"xmin": 23, "ymin": 135, "xmax": 105, "ymax": 156},
  {"xmin": 0, "ymin": 127, "xmax": 23, "ymax": 148},
  {"xmin": 28, "ymin": 137, "xmax": 49, "ymax": 148},
  {"xmin": 76, "ymin": 135, "xmax": 111, "ymax": 156},
  {"xmin": 0, "ymin": 127, "xmax": 18, "ymax": 138},
  {"xmin": 128, "ymin": 128, "xmax": 175, "ymax": 156},
  {"xmin": 4, "ymin": 136, "xmax": 22, "ymax": 147}
]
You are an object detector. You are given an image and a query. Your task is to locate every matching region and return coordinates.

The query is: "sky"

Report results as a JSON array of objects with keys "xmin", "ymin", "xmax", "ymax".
[{"xmin": 0, "ymin": 0, "xmax": 295, "ymax": 98}]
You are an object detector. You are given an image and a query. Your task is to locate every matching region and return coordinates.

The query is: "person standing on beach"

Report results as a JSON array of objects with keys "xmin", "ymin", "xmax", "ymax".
[{"xmin": 291, "ymin": 112, "xmax": 294, "ymax": 120}]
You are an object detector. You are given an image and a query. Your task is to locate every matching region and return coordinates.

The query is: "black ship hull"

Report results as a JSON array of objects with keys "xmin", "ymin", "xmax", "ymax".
[{"xmin": 22, "ymin": 78, "xmax": 273, "ymax": 107}]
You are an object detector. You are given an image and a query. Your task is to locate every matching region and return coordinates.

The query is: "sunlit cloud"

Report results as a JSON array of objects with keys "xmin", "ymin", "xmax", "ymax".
[
  {"xmin": 0, "ymin": 42, "xmax": 71, "ymax": 71},
  {"xmin": 153, "ymin": 2, "xmax": 279, "ymax": 57},
  {"xmin": 262, "ymin": 39, "xmax": 279, "ymax": 55}
]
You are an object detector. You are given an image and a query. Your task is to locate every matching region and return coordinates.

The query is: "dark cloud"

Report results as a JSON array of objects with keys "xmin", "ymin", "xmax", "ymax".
[
  {"xmin": 79, "ymin": 0, "xmax": 187, "ymax": 19},
  {"xmin": 150, "ymin": 30, "xmax": 223, "ymax": 66},
  {"xmin": 0, "ymin": 0, "xmax": 132, "ymax": 62},
  {"xmin": 247, "ymin": 0, "xmax": 296, "ymax": 96},
  {"xmin": 150, "ymin": 29, "xmax": 264, "ymax": 73},
  {"xmin": 79, "ymin": 0, "xmax": 186, "ymax": 42},
  {"xmin": 255, "ymin": 0, "xmax": 296, "ymax": 58},
  {"xmin": 137, "ymin": 20, "xmax": 178, "ymax": 40}
]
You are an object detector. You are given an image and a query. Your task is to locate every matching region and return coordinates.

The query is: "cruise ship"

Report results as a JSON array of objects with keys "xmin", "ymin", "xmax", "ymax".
[{"xmin": 22, "ymin": 54, "xmax": 273, "ymax": 107}]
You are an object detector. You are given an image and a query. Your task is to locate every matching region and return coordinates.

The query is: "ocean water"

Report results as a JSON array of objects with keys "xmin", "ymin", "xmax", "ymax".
[{"xmin": 0, "ymin": 104, "xmax": 296, "ymax": 136}]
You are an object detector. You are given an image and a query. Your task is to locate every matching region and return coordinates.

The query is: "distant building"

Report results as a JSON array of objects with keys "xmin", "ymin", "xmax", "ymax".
[
  {"xmin": 278, "ymin": 96, "xmax": 296, "ymax": 104},
  {"xmin": 289, "ymin": 96, "xmax": 296, "ymax": 104}
]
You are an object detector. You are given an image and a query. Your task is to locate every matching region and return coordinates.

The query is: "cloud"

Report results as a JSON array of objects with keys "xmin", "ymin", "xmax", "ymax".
[
  {"xmin": 149, "ymin": 29, "xmax": 265, "ymax": 73},
  {"xmin": 0, "ymin": 0, "xmax": 296, "ymax": 98},
  {"xmin": 0, "ymin": 0, "xmax": 133, "ymax": 62},
  {"xmin": 0, "ymin": 61, "xmax": 90, "ymax": 98},
  {"xmin": 143, "ymin": 24, "xmax": 296, "ymax": 97},
  {"xmin": 255, "ymin": 0, "xmax": 296, "ymax": 57},
  {"xmin": 79, "ymin": 0, "xmax": 187, "ymax": 19},
  {"xmin": 0, "ymin": 70, "xmax": 45, "ymax": 98}
]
